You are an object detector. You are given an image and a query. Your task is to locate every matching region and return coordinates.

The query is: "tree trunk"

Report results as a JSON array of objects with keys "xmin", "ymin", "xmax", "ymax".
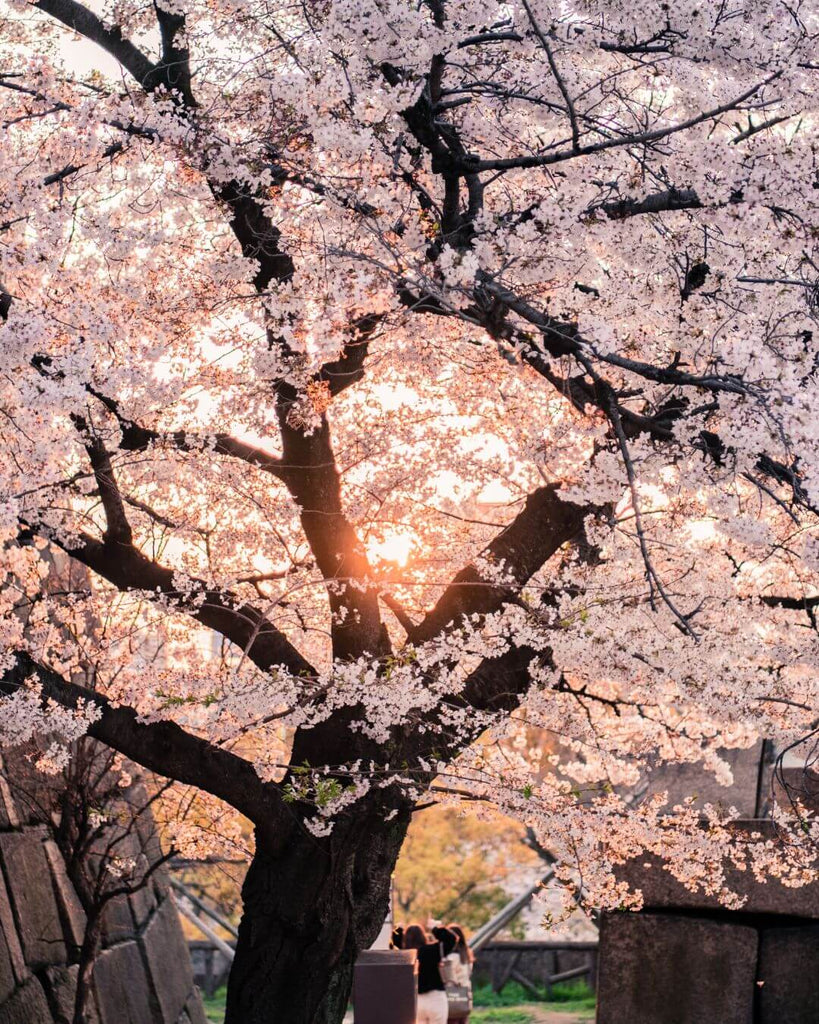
[
  {"xmin": 224, "ymin": 803, "xmax": 411, "ymax": 1024},
  {"xmin": 73, "ymin": 910, "xmax": 102, "ymax": 1024}
]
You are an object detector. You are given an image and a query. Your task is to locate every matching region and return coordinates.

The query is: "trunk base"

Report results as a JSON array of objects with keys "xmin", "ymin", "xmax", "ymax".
[{"xmin": 224, "ymin": 806, "xmax": 410, "ymax": 1024}]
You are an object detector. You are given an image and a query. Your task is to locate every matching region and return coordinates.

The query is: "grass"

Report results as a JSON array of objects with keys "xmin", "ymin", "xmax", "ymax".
[
  {"xmin": 200, "ymin": 980, "xmax": 596, "ymax": 1022},
  {"xmin": 474, "ymin": 979, "xmax": 596, "ymax": 1012},
  {"xmin": 202, "ymin": 986, "xmax": 227, "ymax": 1023},
  {"xmin": 472, "ymin": 1010, "xmax": 538, "ymax": 1023}
]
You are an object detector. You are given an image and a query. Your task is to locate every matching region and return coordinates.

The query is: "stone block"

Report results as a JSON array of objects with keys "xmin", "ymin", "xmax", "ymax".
[
  {"xmin": 596, "ymin": 912, "xmax": 757, "ymax": 1024},
  {"xmin": 619, "ymin": 820, "xmax": 819, "ymax": 918},
  {"xmin": 757, "ymin": 924, "xmax": 819, "ymax": 1024},
  {"xmin": 0, "ymin": 758, "xmax": 20, "ymax": 829},
  {"xmin": 134, "ymin": 800, "xmax": 164, "ymax": 867},
  {"xmin": 0, "ymin": 748, "xmax": 57, "ymax": 827},
  {"xmin": 140, "ymin": 898, "xmax": 195, "ymax": 1023},
  {"xmin": 153, "ymin": 871, "xmax": 171, "ymax": 900},
  {"xmin": 0, "ymin": 977, "xmax": 54, "ymax": 1024},
  {"xmin": 184, "ymin": 990, "xmax": 208, "ymax": 1024},
  {"xmin": 101, "ymin": 893, "xmax": 137, "ymax": 946},
  {"xmin": 87, "ymin": 822, "xmax": 142, "ymax": 885},
  {"xmin": 0, "ymin": 932, "xmax": 15, "ymax": 1007},
  {"xmin": 0, "ymin": 871, "xmax": 25, "ymax": 998},
  {"xmin": 0, "ymin": 831, "xmax": 66, "ymax": 968},
  {"xmin": 93, "ymin": 941, "xmax": 158, "ymax": 1024},
  {"xmin": 41, "ymin": 964, "xmax": 81, "ymax": 1024},
  {"xmin": 642, "ymin": 741, "xmax": 764, "ymax": 818},
  {"xmin": 0, "ymin": 925, "xmax": 15, "ymax": 1009},
  {"xmin": 43, "ymin": 841, "xmax": 86, "ymax": 952},
  {"xmin": 128, "ymin": 877, "xmax": 158, "ymax": 930}
]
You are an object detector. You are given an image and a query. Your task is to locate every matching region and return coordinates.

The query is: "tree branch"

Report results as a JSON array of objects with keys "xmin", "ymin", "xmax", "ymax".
[
  {"xmin": 381, "ymin": 593, "xmax": 417, "ymax": 635},
  {"xmin": 75, "ymin": 421, "xmax": 134, "ymax": 545},
  {"xmin": 276, "ymin": 406, "xmax": 387, "ymax": 661},
  {"xmin": 84, "ymin": 386, "xmax": 286, "ymax": 476},
  {"xmin": 315, "ymin": 312, "xmax": 383, "ymax": 398},
  {"xmin": 1, "ymin": 651, "xmax": 280, "ymax": 828},
  {"xmin": 153, "ymin": 1, "xmax": 196, "ymax": 106},
  {"xmin": 411, "ymin": 485, "xmax": 588, "ymax": 643},
  {"xmin": 34, "ymin": 0, "xmax": 294, "ymax": 304},
  {"xmin": 521, "ymin": 0, "xmax": 580, "ymax": 151},
  {"xmin": 34, "ymin": 0, "xmax": 158, "ymax": 89},
  {"xmin": 213, "ymin": 182, "xmax": 295, "ymax": 293},
  {"xmin": 466, "ymin": 74, "xmax": 781, "ymax": 172},
  {"xmin": 35, "ymin": 528, "xmax": 316, "ymax": 678},
  {"xmin": 457, "ymin": 643, "xmax": 538, "ymax": 714},
  {"xmin": 0, "ymin": 279, "xmax": 11, "ymax": 321},
  {"xmin": 593, "ymin": 187, "xmax": 703, "ymax": 219}
]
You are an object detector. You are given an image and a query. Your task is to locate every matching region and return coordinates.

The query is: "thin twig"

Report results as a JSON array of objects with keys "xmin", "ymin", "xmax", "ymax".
[{"xmin": 520, "ymin": 0, "xmax": 580, "ymax": 151}]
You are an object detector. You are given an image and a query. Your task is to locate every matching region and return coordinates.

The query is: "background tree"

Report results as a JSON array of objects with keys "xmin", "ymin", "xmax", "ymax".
[
  {"xmin": 1, "ymin": 1, "xmax": 819, "ymax": 1023},
  {"xmin": 3, "ymin": 736, "xmax": 177, "ymax": 1024},
  {"xmin": 394, "ymin": 804, "xmax": 539, "ymax": 932}
]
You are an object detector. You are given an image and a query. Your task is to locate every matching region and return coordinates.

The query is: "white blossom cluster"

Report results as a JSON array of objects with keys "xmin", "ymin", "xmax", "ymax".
[{"xmin": 0, "ymin": 0, "xmax": 818, "ymax": 909}]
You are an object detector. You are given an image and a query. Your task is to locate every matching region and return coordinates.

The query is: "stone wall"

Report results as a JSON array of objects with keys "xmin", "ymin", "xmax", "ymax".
[
  {"xmin": 597, "ymin": 741, "xmax": 819, "ymax": 1024},
  {"xmin": 0, "ymin": 753, "xmax": 206, "ymax": 1024},
  {"xmin": 597, "ymin": 904, "xmax": 819, "ymax": 1024}
]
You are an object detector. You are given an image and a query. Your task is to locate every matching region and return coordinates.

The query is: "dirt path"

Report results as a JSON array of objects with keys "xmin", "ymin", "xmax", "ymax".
[{"xmin": 524, "ymin": 1008, "xmax": 594, "ymax": 1024}]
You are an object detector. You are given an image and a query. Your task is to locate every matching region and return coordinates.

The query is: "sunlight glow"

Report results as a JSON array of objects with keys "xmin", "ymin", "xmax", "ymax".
[{"xmin": 368, "ymin": 531, "xmax": 415, "ymax": 567}]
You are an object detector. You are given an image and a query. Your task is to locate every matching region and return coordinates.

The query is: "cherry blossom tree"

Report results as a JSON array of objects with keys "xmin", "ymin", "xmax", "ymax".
[{"xmin": 1, "ymin": 0, "xmax": 818, "ymax": 1021}]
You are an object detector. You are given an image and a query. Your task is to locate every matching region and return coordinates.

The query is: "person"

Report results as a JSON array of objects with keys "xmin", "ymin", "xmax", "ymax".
[
  {"xmin": 444, "ymin": 924, "xmax": 474, "ymax": 1024},
  {"xmin": 392, "ymin": 920, "xmax": 457, "ymax": 1024}
]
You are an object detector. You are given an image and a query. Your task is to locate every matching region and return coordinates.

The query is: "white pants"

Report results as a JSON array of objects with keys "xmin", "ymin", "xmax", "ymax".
[{"xmin": 417, "ymin": 989, "xmax": 448, "ymax": 1024}]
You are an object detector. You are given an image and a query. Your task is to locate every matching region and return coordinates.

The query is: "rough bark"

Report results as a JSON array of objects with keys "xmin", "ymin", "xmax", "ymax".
[
  {"xmin": 276, "ymin": 404, "xmax": 388, "ymax": 662},
  {"xmin": 224, "ymin": 799, "xmax": 412, "ymax": 1024}
]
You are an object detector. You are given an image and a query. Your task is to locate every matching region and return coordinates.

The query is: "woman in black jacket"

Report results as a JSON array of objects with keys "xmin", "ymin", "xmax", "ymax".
[{"xmin": 392, "ymin": 921, "xmax": 457, "ymax": 1024}]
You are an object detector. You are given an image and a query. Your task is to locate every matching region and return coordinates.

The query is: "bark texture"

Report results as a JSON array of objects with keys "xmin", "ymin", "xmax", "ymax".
[{"xmin": 225, "ymin": 803, "xmax": 411, "ymax": 1024}]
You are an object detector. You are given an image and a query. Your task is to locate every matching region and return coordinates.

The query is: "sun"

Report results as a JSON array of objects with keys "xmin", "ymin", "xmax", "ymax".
[{"xmin": 367, "ymin": 530, "xmax": 415, "ymax": 568}]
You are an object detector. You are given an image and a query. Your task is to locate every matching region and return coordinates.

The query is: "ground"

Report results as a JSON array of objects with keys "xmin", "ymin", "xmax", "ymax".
[
  {"xmin": 527, "ymin": 1009, "xmax": 594, "ymax": 1023},
  {"xmin": 473, "ymin": 1005, "xmax": 594, "ymax": 1023},
  {"xmin": 203, "ymin": 987, "xmax": 596, "ymax": 1023}
]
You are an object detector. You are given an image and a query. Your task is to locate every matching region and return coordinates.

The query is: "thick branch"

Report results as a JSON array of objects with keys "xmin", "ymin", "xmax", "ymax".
[
  {"xmin": 34, "ymin": 0, "xmax": 158, "ymax": 88},
  {"xmin": 315, "ymin": 313, "xmax": 383, "ymax": 398},
  {"xmin": 761, "ymin": 594, "xmax": 819, "ymax": 612},
  {"xmin": 595, "ymin": 187, "xmax": 703, "ymax": 219},
  {"xmin": 1, "ymin": 652, "xmax": 279, "ymax": 828},
  {"xmin": 405, "ymin": 643, "xmax": 553, "ymax": 767},
  {"xmin": 458, "ymin": 643, "xmax": 537, "ymax": 715},
  {"xmin": 153, "ymin": 2, "xmax": 196, "ymax": 106},
  {"xmin": 276, "ymin": 406, "xmax": 387, "ymax": 661},
  {"xmin": 412, "ymin": 485, "xmax": 588, "ymax": 643},
  {"xmin": 40, "ymin": 529, "xmax": 315, "ymax": 678},
  {"xmin": 458, "ymin": 31, "xmax": 524, "ymax": 48},
  {"xmin": 82, "ymin": 433, "xmax": 134, "ymax": 545},
  {"xmin": 213, "ymin": 182, "xmax": 294, "ymax": 293},
  {"xmin": 478, "ymin": 278, "xmax": 756, "ymax": 395},
  {"xmin": 34, "ymin": 0, "xmax": 294, "ymax": 303},
  {"xmin": 85, "ymin": 387, "xmax": 286, "ymax": 476}
]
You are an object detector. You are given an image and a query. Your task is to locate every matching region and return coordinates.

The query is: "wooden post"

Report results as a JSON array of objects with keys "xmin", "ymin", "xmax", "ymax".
[{"xmin": 204, "ymin": 946, "xmax": 215, "ymax": 998}]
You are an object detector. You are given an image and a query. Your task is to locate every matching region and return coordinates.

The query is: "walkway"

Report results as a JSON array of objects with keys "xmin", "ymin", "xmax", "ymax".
[{"xmin": 526, "ymin": 1009, "xmax": 594, "ymax": 1024}]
